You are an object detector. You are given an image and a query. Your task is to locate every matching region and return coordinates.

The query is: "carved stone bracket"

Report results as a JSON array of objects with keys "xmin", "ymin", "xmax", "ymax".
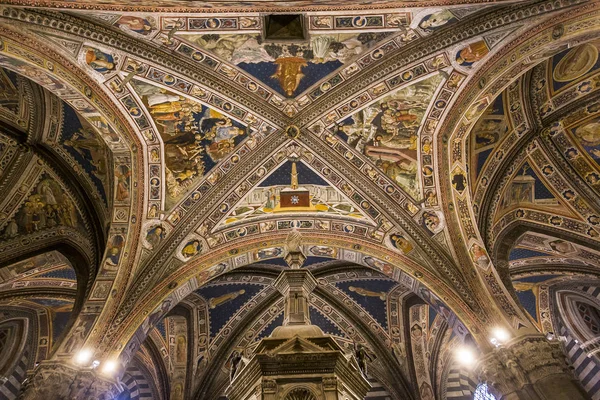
[
  {"xmin": 323, "ymin": 376, "xmax": 338, "ymax": 391},
  {"xmin": 261, "ymin": 378, "xmax": 277, "ymax": 394}
]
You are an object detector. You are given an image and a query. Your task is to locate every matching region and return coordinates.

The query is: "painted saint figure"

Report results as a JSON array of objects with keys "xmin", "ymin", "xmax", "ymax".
[
  {"xmin": 208, "ymin": 289, "xmax": 245, "ymax": 309},
  {"xmin": 390, "ymin": 233, "xmax": 414, "ymax": 254},
  {"xmin": 146, "ymin": 225, "xmax": 165, "ymax": 249},
  {"xmin": 470, "ymin": 244, "xmax": 490, "ymax": 269},
  {"xmin": 63, "ymin": 320, "xmax": 88, "ymax": 354},
  {"xmin": 116, "ymin": 16, "xmax": 154, "ymax": 35},
  {"xmin": 105, "ymin": 235, "xmax": 125, "ymax": 267},
  {"xmin": 348, "ymin": 286, "xmax": 387, "ymax": 301},
  {"xmin": 573, "ymin": 119, "xmax": 600, "ymax": 147},
  {"xmin": 182, "ymin": 240, "xmax": 202, "ymax": 258},
  {"xmin": 86, "ymin": 49, "xmax": 116, "ymax": 73},
  {"xmin": 456, "ymin": 40, "xmax": 489, "ymax": 66},
  {"xmin": 271, "ymin": 57, "xmax": 307, "ymax": 97},
  {"xmin": 115, "ymin": 165, "xmax": 131, "ymax": 201},
  {"xmin": 64, "ymin": 128, "xmax": 108, "ymax": 179},
  {"xmin": 553, "ymin": 43, "xmax": 599, "ymax": 82},
  {"xmin": 419, "ymin": 10, "xmax": 456, "ymax": 31},
  {"xmin": 230, "ymin": 351, "xmax": 243, "ymax": 381}
]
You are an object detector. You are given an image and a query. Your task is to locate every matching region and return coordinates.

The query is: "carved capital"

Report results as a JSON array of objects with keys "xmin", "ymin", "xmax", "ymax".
[
  {"xmin": 261, "ymin": 378, "xmax": 277, "ymax": 394},
  {"xmin": 19, "ymin": 362, "xmax": 122, "ymax": 400},
  {"xmin": 322, "ymin": 376, "xmax": 337, "ymax": 391},
  {"xmin": 476, "ymin": 335, "xmax": 571, "ymax": 398}
]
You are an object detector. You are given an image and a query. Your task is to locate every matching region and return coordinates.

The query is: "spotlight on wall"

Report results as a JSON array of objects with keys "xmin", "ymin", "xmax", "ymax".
[
  {"xmin": 101, "ymin": 360, "xmax": 118, "ymax": 376},
  {"xmin": 493, "ymin": 327, "xmax": 510, "ymax": 342},
  {"xmin": 455, "ymin": 347, "xmax": 476, "ymax": 367},
  {"xmin": 91, "ymin": 360, "xmax": 101, "ymax": 369},
  {"xmin": 490, "ymin": 327, "xmax": 510, "ymax": 347},
  {"xmin": 546, "ymin": 332, "xmax": 555, "ymax": 341},
  {"xmin": 75, "ymin": 349, "xmax": 93, "ymax": 365}
]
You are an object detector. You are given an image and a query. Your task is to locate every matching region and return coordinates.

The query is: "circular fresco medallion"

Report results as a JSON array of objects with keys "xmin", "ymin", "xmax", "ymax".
[{"xmin": 553, "ymin": 43, "xmax": 598, "ymax": 82}]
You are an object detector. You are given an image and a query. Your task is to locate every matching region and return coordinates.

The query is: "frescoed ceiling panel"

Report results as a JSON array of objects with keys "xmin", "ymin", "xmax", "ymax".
[
  {"xmin": 532, "ymin": 41, "xmax": 600, "ymax": 120},
  {"xmin": 216, "ymin": 160, "xmax": 371, "ymax": 229},
  {"xmin": 567, "ymin": 117, "xmax": 600, "ymax": 169},
  {"xmin": 494, "ymin": 160, "xmax": 577, "ymax": 222},
  {"xmin": 130, "ymin": 79, "xmax": 248, "ymax": 205},
  {"xmin": 182, "ymin": 32, "xmax": 390, "ymax": 98},
  {"xmin": 0, "ymin": 172, "xmax": 88, "ymax": 240},
  {"xmin": 28, "ymin": 298, "xmax": 75, "ymax": 342},
  {"xmin": 509, "ymin": 248, "xmax": 553, "ymax": 261},
  {"xmin": 548, "ymin": 41, "xmax": 600, "ymax": 96},
  {"xmin": 468, "ymin": 74, "xmax": 529, "ymax": 222},
  {"xmin": 469, "ymin": 90, "xmax": 511, "ymax": 186},
  {"xmin": 0, "ymin": 67, "xmax": 23, "ymax": 125},
  {"xmin": 5, "ymin": 3, "xmax": 600, "ymax": 400},
  {"xmin": 194, "ymin": 282, "xmax": 266, "ymax": 337},
  {"xmin": 0, "ymin": 251, "xmax": 78, "ymax": 355},
  {"xmin": 334, "ymin": 278, "xmax": 398, "ymax": 330},
  {"xmin": 0, "ymin": 252, "xmax": 75, "ymax": 286},
  {"xmin": 508, "ymin": 232, "xmax": 600, "ymax": 271},
  {"xmin": 60, "ymin": 102, "xmax": 111, "ymax": 206},
  {"xmin": 334, "ymin": 74, "xmax": 443, "ymax": 200},
  {"xmin": 0, "ymin": 65, "xmax": 112, "ymax": 220},
  {"xmin": 539, "ymin": 99, "xmax": 600, "ymax": 200}
]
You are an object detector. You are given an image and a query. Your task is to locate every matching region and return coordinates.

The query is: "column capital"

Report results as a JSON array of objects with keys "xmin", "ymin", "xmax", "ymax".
[
  {"xmin": 19, "ymin": 361, "xmax": 122, "ymax": 400},
  {"xmin": 475, "ymin": 335, "xmax": 577, "ymax": 399}
]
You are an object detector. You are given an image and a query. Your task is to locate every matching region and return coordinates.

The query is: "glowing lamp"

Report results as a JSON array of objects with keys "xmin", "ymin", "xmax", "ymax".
[
  {"xmin": 75, "ymin": 349, "xmax": 93, "ymax": 365},
  {"xmin": 455, "ymin": 347, "xmax": 476, "ymax": 366}
]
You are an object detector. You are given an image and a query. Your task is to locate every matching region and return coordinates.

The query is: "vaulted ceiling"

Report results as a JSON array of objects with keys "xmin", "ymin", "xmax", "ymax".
[{"xmin": 0, "ymin": 1, "xmax": 600, "ymax": 399}]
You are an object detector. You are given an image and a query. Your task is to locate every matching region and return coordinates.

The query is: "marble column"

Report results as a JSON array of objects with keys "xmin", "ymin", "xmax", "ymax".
[
  {"xmin": 476, "ymin": 335, "xmax": 587, "ymax": 400},
  {"xmin": 18, "ymin": 361, "xmax": 122, "ymax": 400}
]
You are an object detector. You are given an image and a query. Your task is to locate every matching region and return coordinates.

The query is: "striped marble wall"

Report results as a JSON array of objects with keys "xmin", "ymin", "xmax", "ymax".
[
  {"xmin": 444, "ymin": 363, "xmax": 476, "ymax": 400},
  {"xmin": 558, "ymin": 285, "xmax": 600, "ymax": 400},
  {"xmin": 0, "ymin": 351, "xmax": 29, "ymax": 400},
  {"xmin": 121, "ymin": 365, "xmax": 156, "ymax": 400}
]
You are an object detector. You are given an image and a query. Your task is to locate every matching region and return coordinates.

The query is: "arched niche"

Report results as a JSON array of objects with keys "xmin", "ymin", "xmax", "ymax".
[{"xmin": 556, "ymin": 290, "xmax": 600, "ymax": 350}]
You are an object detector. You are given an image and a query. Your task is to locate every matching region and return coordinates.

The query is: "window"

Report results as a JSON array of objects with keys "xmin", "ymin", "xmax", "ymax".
[{"xmin": 474, "ymin": 383, "xmax": 496, "ymax": 400}]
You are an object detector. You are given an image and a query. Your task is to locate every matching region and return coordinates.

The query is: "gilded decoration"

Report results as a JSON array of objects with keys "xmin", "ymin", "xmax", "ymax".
[{"xmin": 0, "ymin": 1, "xmax": 599, "ymax": 400}]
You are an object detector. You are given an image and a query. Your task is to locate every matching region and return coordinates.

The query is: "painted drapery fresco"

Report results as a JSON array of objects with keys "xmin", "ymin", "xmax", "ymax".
[
  {"xmin": 335, "ymin": 74, "xmax": 443, "ymax": 200},
  {"xmin": 131, "ymin": 80, "xmax": 248, "ymax": 200},
  {"xmin": 187, "ymin": 32, "xmax": 390, "ymax": 97},
  {"xmin": 469, "ymin": 91, "xmax": 511, "ymax": 184},
  {"xmin": 61, "ymin": 104, "xmax": 111, "ymax": 205},
  {"xmin": 1, "ymin": 176, "xmax": 83, "ymax": 239},
  {"xmin": 570, "ymin": 117, "xmax": 600, "ymax": 166}
]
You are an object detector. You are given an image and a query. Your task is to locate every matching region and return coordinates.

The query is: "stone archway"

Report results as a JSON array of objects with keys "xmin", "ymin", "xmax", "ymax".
[{"xmin": 284, "ymin": 388, "xmax": 318, "ymax": 400}]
